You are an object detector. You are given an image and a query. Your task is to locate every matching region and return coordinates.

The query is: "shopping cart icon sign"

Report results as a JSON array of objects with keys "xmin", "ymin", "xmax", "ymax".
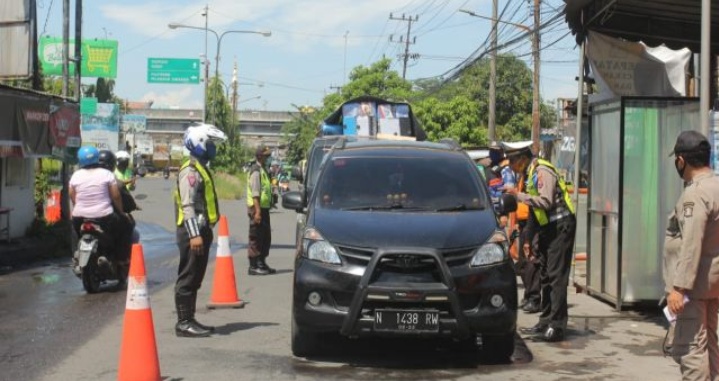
[{"xmin": 87, "ymin": 46, "xmax": 114, "ymax": 74}]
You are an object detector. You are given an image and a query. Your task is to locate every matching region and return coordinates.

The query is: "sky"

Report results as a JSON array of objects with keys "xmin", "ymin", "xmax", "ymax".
[{"xmin": 39, "ymin": 0, "xmax": 581, "ymax": 112}]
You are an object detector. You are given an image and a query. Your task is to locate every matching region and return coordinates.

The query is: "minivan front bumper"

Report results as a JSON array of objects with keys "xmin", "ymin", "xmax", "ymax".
[{"xmin": 293, "ymin": 247, "xmax": 517, "ymax": 339}]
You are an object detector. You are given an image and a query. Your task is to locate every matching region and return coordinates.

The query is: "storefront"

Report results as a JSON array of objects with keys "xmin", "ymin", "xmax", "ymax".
[{"xmin": 0, "ymin": 84, "xmax": 80, "ymax": 240}]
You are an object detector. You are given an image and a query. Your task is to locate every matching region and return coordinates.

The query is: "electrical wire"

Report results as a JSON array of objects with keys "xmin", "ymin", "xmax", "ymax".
[
  {"xmin": 41, "ymin": 0, "xmax": 55, "ymax": 37},
  {"xmin": 120, "ymin": 11, "xmax": 199, "ymax": 56}
]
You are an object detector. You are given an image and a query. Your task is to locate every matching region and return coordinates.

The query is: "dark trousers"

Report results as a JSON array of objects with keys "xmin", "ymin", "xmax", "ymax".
[
  {"xmin": 520, "ymin": 257, "xmax": 542, "ymax": 303},
  {"xmin": 248, "ymin": 208, "xmax": 271, "ymax": 259},
  {"xmin": 537, "ymin": 215, "xmax": 576, "ymax": 330},
  {"xmin": 515, "ymin": 221, "xmax": 541, "ymax": 304},
  {"xmin": 175, "ymin": 225, "xmax": 213, "ymax": 298}
]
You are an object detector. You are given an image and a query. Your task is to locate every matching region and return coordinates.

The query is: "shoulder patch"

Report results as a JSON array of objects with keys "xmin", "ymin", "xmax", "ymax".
[
  {"xmin": 683, "ymin": 202, "xmax": 694, "ymax": 218},
  {"xmin": 187, "ymin": 173, "xmax": 197, "ymax": 187},
  {"xmin": 537, "ymin": 171, "xmax": 544, "ymax": 190}
]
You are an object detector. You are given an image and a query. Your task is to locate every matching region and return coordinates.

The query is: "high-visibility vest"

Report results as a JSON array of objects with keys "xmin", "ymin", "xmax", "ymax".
[
  {"xmin": 174, "ymin": 159, "xmax": 219, "ymax": 226},
  {"xmin": 115, "ymin": 168, "xmax": 134, "ymax": 190},
  {"xmin": 246, "ymin": 163, "xmax": 272, "ymax": 208},
  {"xmin": 526, "ymin": 159, "xmax": 575, "ymax": 226}
]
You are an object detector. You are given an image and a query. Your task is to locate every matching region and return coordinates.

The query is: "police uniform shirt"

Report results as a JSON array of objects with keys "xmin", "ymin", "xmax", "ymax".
[
  {"xmin": 248, "ymin": 162, "xmax": 264, "ymax": 202},
  {"xmin": 178, "ymin": 159, "xmax": 208, "ymax": 223},
  {"xmin": 517, "ymin": 162, "xmax": 560, "ymax": 212},
  {"xmin": 669, "ymin": 171, "xmax": 719, "ymax": 299}
]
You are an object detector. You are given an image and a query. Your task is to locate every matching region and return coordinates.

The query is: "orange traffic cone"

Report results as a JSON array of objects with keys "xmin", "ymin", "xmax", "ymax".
[
  {"xmin": 207, "ymin": 215, "xmax": 245, "ymax": 309},
  {"xmin": 118, "ymin": 244, "xmax": 161, "ymax": 381},
  {"xmin": 45, "ymin": 189, "xmax": 61, "ymax": 224}
]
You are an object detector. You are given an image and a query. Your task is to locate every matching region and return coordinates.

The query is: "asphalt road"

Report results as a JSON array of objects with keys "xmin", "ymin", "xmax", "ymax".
[{"xmin": 0, "ymin": 176, "xmax": 680, "ymax": 381}]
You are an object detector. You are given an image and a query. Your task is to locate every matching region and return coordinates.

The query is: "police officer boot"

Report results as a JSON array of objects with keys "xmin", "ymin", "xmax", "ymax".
[
  {"xmin": 189, "ymin": 293, "xmax": 215, "ymax": 332},
  {"xmin": 175, "ymin": 295, "xmax": 211, "ymax": 338},
  {"xmin": 258, "ymin": 257, "xmax": 276, "ymax": 274},
  {"xmin": 248, "ymin": 257, "xmax": 270, "ymax": 276}
]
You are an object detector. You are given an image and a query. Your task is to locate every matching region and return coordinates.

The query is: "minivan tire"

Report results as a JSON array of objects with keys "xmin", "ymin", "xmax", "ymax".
[{"xmin": 291, "ymin": 312, "xmax": 322, "ymax": 357}]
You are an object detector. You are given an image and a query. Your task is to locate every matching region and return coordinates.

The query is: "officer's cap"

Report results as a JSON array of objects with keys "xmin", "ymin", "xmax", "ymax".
[
  {"xmin": 488, "ymin": 141, "xmax": 502, "ymax": 151},
  {"xmin": 502, "ymin": 141, "xmax": 533, "ymax": 159},
  {"xmin": 256, "ymin": 144, "xmax": 272, "ymax": 157},
  {"xmin": 671, "ymin": 130, "xmax": 710, "ymax": 157}
]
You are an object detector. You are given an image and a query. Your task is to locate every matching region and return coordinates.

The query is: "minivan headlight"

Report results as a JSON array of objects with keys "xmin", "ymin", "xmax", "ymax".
[
  {"xmin": 470, "ymin": 231, "xmax": 509, "ymax": 266},
  {"xmin": 302, "ymin": 228, "xmax": 342, "ymax": 265},
  {"xmin": 470, "ymin": 244, "xmax": 506, "ymax": 266}
]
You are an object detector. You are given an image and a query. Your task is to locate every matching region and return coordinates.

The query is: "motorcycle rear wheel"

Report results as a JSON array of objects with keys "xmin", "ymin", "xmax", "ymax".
[{"xmin": 81, "ymin": 257, "xmax": 102, "ymax": 293}]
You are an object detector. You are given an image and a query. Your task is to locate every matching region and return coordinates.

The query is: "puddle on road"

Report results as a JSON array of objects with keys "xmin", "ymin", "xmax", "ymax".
[{"xmin": 31, "ymin": 273, "xmax": 61, "ymax": 285}]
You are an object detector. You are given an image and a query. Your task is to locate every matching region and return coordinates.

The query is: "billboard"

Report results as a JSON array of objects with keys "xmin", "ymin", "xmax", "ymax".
[
  {"xmin": 0, "ymin": 0, "xmax": 33, "ymax": 78},
  {"xmin": 38, "ymin": 37, "xmax": 118, "ymax": 78},
  {"xmin": 121, "ymin": 114, "xmax": 147, "ymax": 132},
  {"xmin": 81, "ymin": 103, "xmax": 119, "ymax": 151}
]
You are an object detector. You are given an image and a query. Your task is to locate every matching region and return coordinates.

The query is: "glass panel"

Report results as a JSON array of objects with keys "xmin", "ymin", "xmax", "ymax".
[
  {"xmin": 590, "ymin": 102, "xmax": 620, "ymax": 213},
  {"xmin": 621, "ymin": 98, "xmax": 699, "ymax": 302}
]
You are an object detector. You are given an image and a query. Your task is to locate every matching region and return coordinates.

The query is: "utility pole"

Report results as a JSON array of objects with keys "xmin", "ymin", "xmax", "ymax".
[
  {"xmin": 531, "ymin": 0, "xmax": 542, "ymax": 155},
  {"xmin": 343, "ymin": 30, "xmax": 349, "ymax": 86},
  {"xmin": 329, "ymin": 85, "xmax": 342, "ymax": 94},
  {"xmin": 389, "ymin": 13, "xmax": 418, "ymax": 79},
  {"xmin": 75, "ymin": 0, "xmax": 82, "ymax": 101},
  {"xmin": 231, "ymin": 60, "xmax": 238, "ymax": 144},
  {"xmin": 488, "ymin": 0, "xmax": 498, "ymax": 142},
  {"xmin": 62, "ymin": 0, "xmax": 69, "ymax": 97},
  {"xmin": 202, "ymin": 4, "xmax": 209, "ymax": 123}
]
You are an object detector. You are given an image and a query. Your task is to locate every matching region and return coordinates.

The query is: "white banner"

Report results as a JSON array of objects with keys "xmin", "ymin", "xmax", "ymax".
[{"xmin": 587, "ymin": 31, "xmax": 691, "ymax": 102}]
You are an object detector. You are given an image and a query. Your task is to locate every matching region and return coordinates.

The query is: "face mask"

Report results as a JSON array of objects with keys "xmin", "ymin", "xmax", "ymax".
[
  {"xmin": 206, "ymin": 142, "xmax": 217, "ymax": 160},
  {"xmin": 674, "ymin": 157, "xmax": 685, "ymax": 179}
]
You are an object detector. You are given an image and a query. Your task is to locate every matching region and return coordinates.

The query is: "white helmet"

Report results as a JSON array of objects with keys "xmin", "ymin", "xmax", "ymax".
[
  {"xmin": 116, "ymin": 150, "xmax": 131, "ymax": 161},
  {"xmin": 184, "ymin": 123, "xmax": 227, "ymax": 159}
]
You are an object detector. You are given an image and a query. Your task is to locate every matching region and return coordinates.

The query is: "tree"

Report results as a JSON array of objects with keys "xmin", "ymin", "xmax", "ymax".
[
  {"xmin": 83, "ymin": 78, "xmax": 121, "ymax": 103},
  {"xmin": 281, "ymin": 105, "xmax": 324, "ymax": 165},
  {"xmin": 206, "ymin": 76, "xmax": 252, "ymax": 174},
  {"xmin": 414, "ymin": 95, "xmax": 487, "ymax": 146},
  {"xmin": 331, "ymin": 58, "xmax": 414, "ymax": 105}
]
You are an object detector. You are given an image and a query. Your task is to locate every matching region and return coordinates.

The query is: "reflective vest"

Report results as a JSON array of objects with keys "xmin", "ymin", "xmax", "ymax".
[
  {"xmin": 174, "ymin": 160, "xmax": 219, "ymax": 226},
  {"xmin": 246, "ymin": 163, "xmax": 272, "ymax": 208},
  {"xmin": 115, "ymin": 168, "xmax": 134, "ymax": 190},
  {"xmin": 526, "ymin": 159, "xmax": 575, "ymax": 226}
]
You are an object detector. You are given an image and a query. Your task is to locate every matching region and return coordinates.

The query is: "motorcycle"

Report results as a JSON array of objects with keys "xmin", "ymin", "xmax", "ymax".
[
  {"xmin": 72, "ymin": 217, "xmax": 139, "ymax": 293},
  {"xmin": 278, "ymin": 176, "xmax": 290, "ymax": 194},
  {"xmin": 163, "ymin": 166, "xmax": 170, "ymax": 179}
]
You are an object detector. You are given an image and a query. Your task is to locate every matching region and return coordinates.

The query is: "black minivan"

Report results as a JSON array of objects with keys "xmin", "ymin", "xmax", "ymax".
[{"xmin": 282, "ymin": 139, "xmax": 517, "ymax": 360}]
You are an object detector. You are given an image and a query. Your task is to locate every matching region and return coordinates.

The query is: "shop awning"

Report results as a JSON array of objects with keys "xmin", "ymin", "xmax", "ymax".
[{"xmin": 564, "ymin": 0, "xmax": 719, "ymax": 54}]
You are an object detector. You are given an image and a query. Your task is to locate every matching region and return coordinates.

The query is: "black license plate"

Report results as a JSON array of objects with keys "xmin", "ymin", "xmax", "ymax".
[{"xmin": 374, "ymin": 309, "xmax": 439, "ymax": 332}]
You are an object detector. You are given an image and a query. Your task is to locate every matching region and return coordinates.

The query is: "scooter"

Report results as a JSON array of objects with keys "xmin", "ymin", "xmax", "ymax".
[
  {"xmin": 163, "ymin": 166, "xmax": 170, "ymax": 180},
  {"xmin": 72, "ymin": 217, "xmax": 140, "ymax": 293}
]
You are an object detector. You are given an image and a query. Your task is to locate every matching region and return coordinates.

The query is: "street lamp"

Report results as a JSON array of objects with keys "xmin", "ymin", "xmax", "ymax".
[
  {"xmin": 168, "ymin": 22, "xmax": 270, "ymax": 80},
  {"xmin": 459, "ymin": 9, "xmax": 535, "ymax": 148},
  {"xmin": 168, "ymin": 22, "xmax": 270, "ymax": 122}
]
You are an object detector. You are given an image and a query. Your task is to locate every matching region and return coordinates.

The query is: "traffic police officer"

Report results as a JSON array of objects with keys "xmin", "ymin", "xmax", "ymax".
[
  {"xmin": 173, "ymin": 123, "xmax": 226, "ymax": 338},
  {"xmin": 505, "ymin": 141, "xmax": 576, "ymax": 342},
  {"xmin": 114, "ymin": 150, "xmax": 136, "ymax": 191},
  {"xmin": 247, "ymin": 144, "xmax": 276, "ymax": 276},
  {"xmin": 664, "ymin": 130, "xmax": 719, "ymax": 381}
]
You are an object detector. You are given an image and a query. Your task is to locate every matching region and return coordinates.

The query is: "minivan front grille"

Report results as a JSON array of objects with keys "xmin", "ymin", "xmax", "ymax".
[{"xmin": 336, "ymin": 244, "xmax": 478, "ymax": 266}]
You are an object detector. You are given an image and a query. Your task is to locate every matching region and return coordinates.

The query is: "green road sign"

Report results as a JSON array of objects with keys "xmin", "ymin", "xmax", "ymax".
[{"xmin": 147, "ymin": 58, "xmax": 201, "ymax": 84}]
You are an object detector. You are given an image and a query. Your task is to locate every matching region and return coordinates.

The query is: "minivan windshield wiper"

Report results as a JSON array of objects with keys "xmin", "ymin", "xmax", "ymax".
[
  {"xmin": 341, "ymin": 203, "xmax": 427, "ymax": 211},
  {"xmin": 435, "ymin": 203, "xmax": 484, "ymax": 212}
]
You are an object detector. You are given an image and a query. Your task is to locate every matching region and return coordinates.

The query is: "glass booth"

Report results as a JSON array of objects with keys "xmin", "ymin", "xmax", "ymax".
[{"xmin": 586, "ymin": 97, "xmax": 699, "ymax": 309}]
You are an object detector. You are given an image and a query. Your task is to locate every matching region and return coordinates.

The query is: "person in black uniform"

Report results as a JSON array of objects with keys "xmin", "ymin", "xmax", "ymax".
[
  {"xmin": 173, "ymin": 123, "xmax": 227, "ymax": 338},
  {"xmin": 505, "ymin": 144, "xmax": 577, "ymax": 342}
]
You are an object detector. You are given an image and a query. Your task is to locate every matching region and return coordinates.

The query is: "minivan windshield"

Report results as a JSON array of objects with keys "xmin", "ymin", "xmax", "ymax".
[{"xmin": 314, "ymin": 154, "xmax": 489, "ymax": 211}]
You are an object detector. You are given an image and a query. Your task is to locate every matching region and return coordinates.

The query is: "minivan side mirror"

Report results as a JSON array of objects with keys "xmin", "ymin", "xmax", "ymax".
[
  {"xmin": 282, "ymin": 191, "xmax": 305, "ymax": 212},
  {"xmin": 292, "ymin": 166, "xmax": 304, "ymax": 184},
  {"xmin": 498, "ymin": 193, "xmax": 518, "ymax": 215}
]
